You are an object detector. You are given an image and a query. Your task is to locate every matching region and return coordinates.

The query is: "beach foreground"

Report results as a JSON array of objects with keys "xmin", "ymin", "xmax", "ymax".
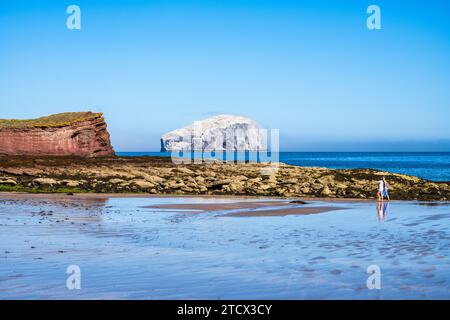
[
  {"xmin": 1, "ymin": 156, "xmax": 449, "ymax": 201},
  {"xmin": 1, "ymin": 193, "xmax": 449, "ymax": 299}
]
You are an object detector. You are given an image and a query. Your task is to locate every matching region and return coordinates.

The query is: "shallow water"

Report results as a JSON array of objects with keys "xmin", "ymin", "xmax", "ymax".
[{"xmin": 1, "ymin": 195, "xmax": 450, "ymax": 299}]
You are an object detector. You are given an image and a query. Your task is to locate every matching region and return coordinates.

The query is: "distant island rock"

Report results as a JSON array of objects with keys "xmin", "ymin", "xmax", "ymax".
[
  {"xmin": 0, "ymin": 112, "xmax": 115, "ymax": 157},
  {"xmin": 161, "ymin": 114, "xmax": 265, "ymax": 152}
]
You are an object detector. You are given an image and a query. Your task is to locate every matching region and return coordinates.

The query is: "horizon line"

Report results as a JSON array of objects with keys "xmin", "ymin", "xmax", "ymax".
[{"xmin": 115, "ymin": 150, "xmax": 450, "ymax": 153}]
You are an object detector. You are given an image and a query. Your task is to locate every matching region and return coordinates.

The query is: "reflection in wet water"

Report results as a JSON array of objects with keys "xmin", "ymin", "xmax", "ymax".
[
  {"xmin": 377, "ymin": 202, "xmax": 389, "ymax": 222},
  {"xmin": 0, "ymin": 196, "xmax": 449, "ymax": 299}
]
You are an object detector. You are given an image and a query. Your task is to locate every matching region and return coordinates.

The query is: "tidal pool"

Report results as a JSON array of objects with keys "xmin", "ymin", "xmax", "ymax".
[{"xmin": 0, "ymin": 194, "xmax": 449, "ymax": 299}]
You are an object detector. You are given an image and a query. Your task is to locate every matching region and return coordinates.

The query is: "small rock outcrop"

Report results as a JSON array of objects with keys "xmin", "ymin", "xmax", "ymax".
[
  {"xmin": 0, "ymin": 112, "xmax": 115, "ymax": 157},
  {"xmin": 161, "ymin": 114, "xmax": 265, "ymax": 152}
]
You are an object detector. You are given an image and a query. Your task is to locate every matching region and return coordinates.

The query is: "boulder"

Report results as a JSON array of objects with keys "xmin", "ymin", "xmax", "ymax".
[
  {"xmin": 0, "ymin": 177, "xmax": 17, "ymax": 185},
  {"xmin": 33, "ymin": 178, "xmax": 58, "ymax": 186}
]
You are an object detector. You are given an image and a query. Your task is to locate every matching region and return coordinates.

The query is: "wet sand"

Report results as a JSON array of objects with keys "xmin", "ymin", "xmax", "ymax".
[
  {"xmin": 0, "ymin": 191, "xmax": 378, "ymax": 202},
  {"xmin": 0, "ymin": 192, "xmax": 411, "ymax": 219},
  {"xmin": 143, "ymin": 201, "xmax": 291, "ymax": 211},
  {"xmin": 1, "ymin": 194, "xmax": 450, "ymax": 299},
  {"xmin": 143, "ymin": 201, "xmax": 345, "ymax": 217},
  {"xmin": 222, "ymin": 206, "xmax": 344, "ymax": 217},
  {"xmin": 1, "ymin": 192, "xmax": 348, "ymax": 220}
]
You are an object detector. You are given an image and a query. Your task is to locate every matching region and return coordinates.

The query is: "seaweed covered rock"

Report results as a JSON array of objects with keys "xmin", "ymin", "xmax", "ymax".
[{"xmin": 0, "ymin": 156, "xmax": 449, "ymax": 200}]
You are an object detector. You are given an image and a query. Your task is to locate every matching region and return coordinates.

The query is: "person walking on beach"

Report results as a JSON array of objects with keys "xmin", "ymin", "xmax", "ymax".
[
  {"xmin": 377, "ymin": 176, "xmax": 390, "ymax": 201},
  {"xmin": 377, "ymin": 178, "xmax": 384, "ymax": 201},
  {"xmin": 382, "ymin": 176, "xmax": 390, "ymax": 201}
]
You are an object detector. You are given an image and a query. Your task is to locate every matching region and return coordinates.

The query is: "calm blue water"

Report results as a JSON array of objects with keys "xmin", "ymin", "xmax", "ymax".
[
  {"xmin": 117, "ymin": 152, "xmax": 450, "ymax": 182},
  {"xmin": 1, "ymin": 195, "xmax": 450, "ymax": 299}
]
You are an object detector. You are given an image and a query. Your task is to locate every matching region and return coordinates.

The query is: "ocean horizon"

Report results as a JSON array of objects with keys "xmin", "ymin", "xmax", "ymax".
[{"xmin": 117, "ymin": 152, "xmax": 450, "ymax": 182}]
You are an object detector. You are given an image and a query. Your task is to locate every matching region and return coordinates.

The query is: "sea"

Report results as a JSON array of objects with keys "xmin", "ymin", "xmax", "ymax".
[{"xmin": 117, "ymin": 152, "xmax": 450, "ymax": 182}]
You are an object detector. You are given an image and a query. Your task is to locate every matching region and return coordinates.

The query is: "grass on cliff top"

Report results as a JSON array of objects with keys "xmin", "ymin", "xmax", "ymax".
[{"xmin": 0, "ymin": 112, "xmax": 103, "ymax": 129}]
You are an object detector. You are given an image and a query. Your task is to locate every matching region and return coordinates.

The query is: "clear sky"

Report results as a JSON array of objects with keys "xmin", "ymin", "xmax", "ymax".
[{"xmin": 1, "ymin": 0, "xmax": 450, "ymax": 151}]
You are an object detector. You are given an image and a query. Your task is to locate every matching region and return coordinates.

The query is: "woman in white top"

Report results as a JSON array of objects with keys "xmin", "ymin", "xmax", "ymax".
[
  {"xmin": 377, "ymin": 176, "xmax": 390, "ymax": 201},
  {"xmin": 382, "ymin": 176, "xmax": 390, "ymax": 201},
  {"xmin": 377, "ymin": 179, "xmax": 384, "ymax": 201}
]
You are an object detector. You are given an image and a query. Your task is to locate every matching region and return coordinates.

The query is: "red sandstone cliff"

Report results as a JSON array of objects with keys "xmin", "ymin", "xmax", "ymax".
[{"xmin": 0, "ymin": 112, "xmax": 115, "ymax": 157}]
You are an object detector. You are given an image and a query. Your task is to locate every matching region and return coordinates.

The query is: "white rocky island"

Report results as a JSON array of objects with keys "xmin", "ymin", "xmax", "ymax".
[{"xmin": 160, "ymin": 115, "xmax": 266, "ymax": 152}]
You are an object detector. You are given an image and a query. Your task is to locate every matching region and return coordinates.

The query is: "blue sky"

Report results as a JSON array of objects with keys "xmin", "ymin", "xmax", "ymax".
[{"xmin": 1, "ymin": 0, "xmax": 450, "ymax": 151}]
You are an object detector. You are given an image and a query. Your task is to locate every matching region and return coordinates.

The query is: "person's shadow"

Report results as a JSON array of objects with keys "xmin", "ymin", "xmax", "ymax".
[{"xmin": 377, "ymin": 201, "xmax": 389, "ymax": 221}]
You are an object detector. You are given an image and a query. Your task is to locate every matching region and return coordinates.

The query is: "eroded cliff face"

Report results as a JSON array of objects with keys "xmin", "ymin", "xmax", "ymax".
[{"xmin": 0, "ymin": 112, "xmax": 115, "ymax": 157}]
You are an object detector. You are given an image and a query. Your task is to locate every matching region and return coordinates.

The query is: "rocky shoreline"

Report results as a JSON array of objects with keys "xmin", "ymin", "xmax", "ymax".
[{"xmin": 0, "ymin": 156, "xmax": 449, "ymax": 201}]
